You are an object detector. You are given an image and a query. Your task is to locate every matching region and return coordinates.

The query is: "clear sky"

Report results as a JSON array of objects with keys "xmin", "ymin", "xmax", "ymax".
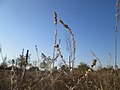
[{"xmin": 0, "ymin": 0, "xmax": 119, "ymax": 67}]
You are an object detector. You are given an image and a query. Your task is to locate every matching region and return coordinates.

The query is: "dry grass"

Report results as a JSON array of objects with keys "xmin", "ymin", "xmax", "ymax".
[{"xmin": 0, "ymin": 68, "xmax": 120, "ymax": 90}]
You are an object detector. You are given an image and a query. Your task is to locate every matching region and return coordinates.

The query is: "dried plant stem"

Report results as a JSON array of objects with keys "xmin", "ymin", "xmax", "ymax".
[
  {"xmin": 90, "ymin": 50, "xmax": 102, "ymax": 68},
  {"xmin": 57, "ymin": 47, "xmax": 67, "ymax": 66},
  {"xmin": 53, "ymin": 11, "xmax": 58, "ymax": 69},
  {"xmin": 53, "ymin": 26, "xmax": 58, "ymax": 69},
  {"xmin": 59, "ymin": 19, "xmax": 76, "ymax": 69},
  {"xmin": 11, "ymin": 62, "xmax": 18, "ymax": 90}
]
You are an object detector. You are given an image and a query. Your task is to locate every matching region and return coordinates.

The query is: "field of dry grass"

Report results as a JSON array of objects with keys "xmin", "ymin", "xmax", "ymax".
[{"xmin": 0, "ymin": 67, "xmax": 120, "ymax": 90}]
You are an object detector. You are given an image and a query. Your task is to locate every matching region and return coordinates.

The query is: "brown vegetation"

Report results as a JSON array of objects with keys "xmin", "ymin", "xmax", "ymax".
[{"xmin": 0, "ymin": 67, "xmax": 120, "ymax": 90}]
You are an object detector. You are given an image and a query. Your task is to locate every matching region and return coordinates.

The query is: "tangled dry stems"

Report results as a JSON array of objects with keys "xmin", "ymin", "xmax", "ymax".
[{"xmin": 0, "ymin": 67, "xmax": 120, "ymax": 90}]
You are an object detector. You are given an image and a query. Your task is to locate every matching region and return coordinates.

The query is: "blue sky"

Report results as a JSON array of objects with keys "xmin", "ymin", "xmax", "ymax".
[{"xmin": 0, "ymin": 0, "xmax": 119, "ymax": 67}]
